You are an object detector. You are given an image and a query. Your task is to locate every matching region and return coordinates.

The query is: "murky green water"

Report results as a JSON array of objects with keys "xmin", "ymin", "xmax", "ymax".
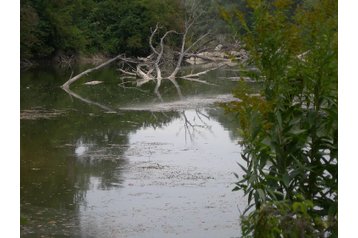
[{"xmin": 21, "ymin": 65, "xmax": 248, "ymax": 237}]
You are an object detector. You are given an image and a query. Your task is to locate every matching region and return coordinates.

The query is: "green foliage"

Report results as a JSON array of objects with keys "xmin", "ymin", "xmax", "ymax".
[
  {"xmin": 21, "ymin": 0, "xmax": 245, "ymax": 61},
  {"xmin": 21, "ymin": 0, "xmax": 90, "ymax": 59},
  {"xmin": 223, "ymin": 0, "xmax": 337, "ymax": 236},
  {"xmin": 241, "ymin": 197, "xmax": 333, "ymax": 238},
  {"xmin": 20, "ymin": 0, "xmax": 184, "ymax": 60}
]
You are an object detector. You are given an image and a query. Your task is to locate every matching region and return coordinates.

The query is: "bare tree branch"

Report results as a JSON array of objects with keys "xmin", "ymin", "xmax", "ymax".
[
  {"xmin": 181, "ymin": 64, "xmax": 224, "ymax": 79},
  {"xmin": 168, "ymin": 23, "xmax": 190, "ymax": 80},
  {"xmin": 185, "ymin": 31, "xmax": 210, "ymax": 53},
  {"xmin": 62, "ymin": 4, "xmax": 224, "ymax": 103},
  {"xmin": 118, "ymin": 68, "xmax": 137, "ymax": 76},
  {"xmin": 149, "ymin": 24, "xmax": 160, "ymax": 56},
  {"xmin": 62, "ymin": 54, "xmax": 138, "ymax": 89}
]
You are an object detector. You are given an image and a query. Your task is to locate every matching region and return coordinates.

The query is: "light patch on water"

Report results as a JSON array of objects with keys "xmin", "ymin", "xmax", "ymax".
[
  {"xmin": 20, "ymin": 108, "xmax": 69, "ymax": 120},
  {"xmin": 75, "ymin": 139, "xmax": 89, "ymax": 157},
  {"xmin": 119, "ymin": 94, "xmax": 240, "ymax": 112},
  {"xmin": 76, "ymin": 109, "xmax": 246, "ymax": 238}
]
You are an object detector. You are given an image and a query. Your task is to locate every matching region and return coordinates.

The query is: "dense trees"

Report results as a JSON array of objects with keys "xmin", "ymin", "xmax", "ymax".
[
  {"xmin": 21, "ymin": 0, "xmax": 86, "ymax": 59},
  {"xmin": 20, "ymin": 0, "xmax": 184, "ymax": 61},
  {"xmin": 20, "ymin": 0, "xmax": 238, "ymax": 63}
]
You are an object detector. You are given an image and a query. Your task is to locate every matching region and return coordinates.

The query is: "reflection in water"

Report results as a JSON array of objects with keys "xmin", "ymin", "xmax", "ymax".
[
  {"xmin": 181, "ymin": 110, "xmax": 213, "ymax": 143},
  {"xmin": 62, "ymin": 86, "xmax": 118, "ymax": 113},
  {"xmin": 76, "ymin": 109, "xmax": 245, "ymax": 238},
  {"xmin": 75, "ymin": 139, "xmax": 88, "ymax": 157},
  {"xmin": 21, "ymin": 66, "xmax": 248, "ymax": 237}
]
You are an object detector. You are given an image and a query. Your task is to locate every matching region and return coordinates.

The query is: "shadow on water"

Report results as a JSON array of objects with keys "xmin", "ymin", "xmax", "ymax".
[{"xmin": 20, "ymin": 65, "xmax": 248, "ymax": 237}]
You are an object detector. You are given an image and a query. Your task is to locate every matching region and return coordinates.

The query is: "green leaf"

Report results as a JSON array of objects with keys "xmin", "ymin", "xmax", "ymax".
[
  {"xmin": 275, "ymin": 110, "xmax": 283, "ymax": 129},
  {"xmin": 238, "ymin": 163, "xmax": 248, "ymax": 174},
  {"xmin": 257, "ymin": 189, "xmax": 266, "ymax": 202},
  {"xmin": 289, "ymin": 128, "xmax": 306, "ymax": 135},
  {"xmin": 232, "ymin": 186, "xmax": 240, "ymax": 192},
  {"xmin": 282, "ymin": 173, "xmax": 289, "ymax": 187}
]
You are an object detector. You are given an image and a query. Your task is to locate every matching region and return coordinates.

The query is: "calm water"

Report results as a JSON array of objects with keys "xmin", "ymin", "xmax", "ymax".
[{"xmin": 20, "ymin": 65, "xmax": 248, "ymax": 237}]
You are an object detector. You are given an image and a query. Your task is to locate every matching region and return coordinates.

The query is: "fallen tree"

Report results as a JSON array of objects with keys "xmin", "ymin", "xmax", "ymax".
[
  {"xmin": 61, "ymin": 4, "xmax": 236, "ymax": 97},
  {"xmin": 61, "ymin": 54, "xmax": 139, "ymax": 90}
]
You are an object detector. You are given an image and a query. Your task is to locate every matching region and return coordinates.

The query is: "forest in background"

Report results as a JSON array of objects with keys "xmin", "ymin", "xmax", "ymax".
[{"xmin": 20, "ymin": 0, "xmax": 239, "ymax": 63}]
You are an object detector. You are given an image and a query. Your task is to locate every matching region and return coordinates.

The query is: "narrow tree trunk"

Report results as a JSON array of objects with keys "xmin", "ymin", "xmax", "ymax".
[{"xmin": 62, "ymin": 54, "xmax": 124, "ymax": 89}]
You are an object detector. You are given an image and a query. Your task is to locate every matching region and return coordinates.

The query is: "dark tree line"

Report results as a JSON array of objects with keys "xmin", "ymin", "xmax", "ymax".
[
  {"xmin": 20, "ymin": 0, "xmax": 185, "ymax": 61},
  {"xmin": 20, "ymin": 0, "xmax": 239, "ymax": 63}
]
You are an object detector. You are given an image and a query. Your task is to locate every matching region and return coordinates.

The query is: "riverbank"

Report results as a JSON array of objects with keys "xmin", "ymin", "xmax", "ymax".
[
  {"xmin": 21, "ymin": 43, "xmax": 249, "ymax": 71},
  {"xmin": 21, "ymin": 53, "xmax": 112, "ymax": 70}
]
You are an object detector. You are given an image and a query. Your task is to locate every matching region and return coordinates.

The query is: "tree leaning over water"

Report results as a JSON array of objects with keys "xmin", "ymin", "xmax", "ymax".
[
  {"xmin": 222, "ymin": 0, "xmax": 338, "ymax": 237},
  {"xmin": 61, "ymin": 0, "xmax": 238, "ymax": 101}
]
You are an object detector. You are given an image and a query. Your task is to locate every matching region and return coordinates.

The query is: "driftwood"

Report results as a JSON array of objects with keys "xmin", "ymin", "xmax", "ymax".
[
  {"xmin": 61, "ymin": 14, "xmax": 225, "ymax": 93},
  {"xmin": 60, "ymin": 4, "xmax": 234, "ymax": 110},
  {"xmin": 115, "ymin": 21, "xmax": 218, "ymax": 92},
  {"xmin": 117, "ymin": 21, "xmax": 214, "ymax": 93},
  {"xmin": 62, "ymin": 54, "xmax": 128, "ymax": 89}
]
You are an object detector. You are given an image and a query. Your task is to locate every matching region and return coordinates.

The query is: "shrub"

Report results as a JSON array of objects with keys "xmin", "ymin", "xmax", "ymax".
[{"xmin": 223, "ymin": 0, "xmax": 338, "ymax": 236}]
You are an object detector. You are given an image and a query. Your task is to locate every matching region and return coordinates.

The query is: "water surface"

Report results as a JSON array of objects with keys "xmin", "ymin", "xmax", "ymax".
[{"xmin": 21, "ymin": 65, "xmax": 247, "ymax": 237}]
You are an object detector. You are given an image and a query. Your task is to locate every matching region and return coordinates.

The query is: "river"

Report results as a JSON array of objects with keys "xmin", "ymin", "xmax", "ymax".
[{"xmin": 20, "ymin": 65, "xmax": 248, "ymax": 237}]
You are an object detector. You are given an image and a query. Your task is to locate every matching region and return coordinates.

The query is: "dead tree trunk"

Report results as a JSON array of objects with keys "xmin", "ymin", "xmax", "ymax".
[
  {"xmin": 61, "ymin": 6, "xmax": 231, "ymax": 108},
  {"xmin": 61, "ymin": 55, "xmax": 125, "ymax": 89},
  {"xmin": 61, "ymin": 54, "xmax": 141, "ymax": 90},
  {"xmin": 116, "ymin": 21, "xmax": 215, "ymax": 92}
]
